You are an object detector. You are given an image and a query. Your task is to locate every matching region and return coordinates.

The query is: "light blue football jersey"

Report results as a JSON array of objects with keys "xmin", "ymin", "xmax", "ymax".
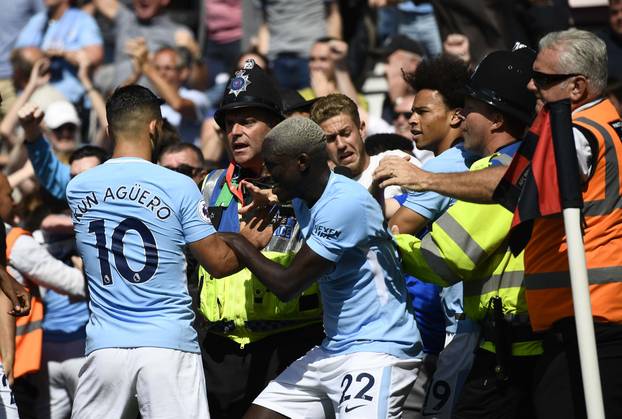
[
  {"xmin": 66, "ymin": 158, "xmax": 215, "ymax": 355},
  {"xmin": 403, "ymin": 142, "xmax": 478, "ymax": 334},
  {"xmin": 292, "ymin": 173, "xmax": 422, "ymax": 359}
]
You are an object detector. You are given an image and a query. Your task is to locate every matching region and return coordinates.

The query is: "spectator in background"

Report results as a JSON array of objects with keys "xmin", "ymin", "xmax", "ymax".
[
  {"xmin": 371, "ymin": 0, "xmax": 442, "ymax": 58},
  {"xmin": 92, "ymin": 0, "xmax": 202, "ymax": 93},
  {"xmin": 301, "ymin": 38, "xmax": 365, "ymax": 108},
  {"xmin": 0, "ymin": 0, "xmax": 45, "ymax": 118},
  {"xmin": 381, "ymin": 35, "xmax": 424, "ymax": 123},
  {"xmin": 0, "ymin": 49, "xmax": 65, "ymax": 146},
  {"xmin": 597, "ymin": 0, "xmax": 622, "ymax": 83},
  {"xmin": 256, "ymin": 0, "xmax": 342, "ymax": 90},
  {"xmin": 43, "ymin": 101, "xmax": 81, "ymax": 162},
  {"xmin": 15, "ymin": 0, "xmax": 103, "ymax": 107},
  {"xmin": 127, "ymin": 42, "xmax": 209, "ymax": 145},
  {"xmin": 158, "ymin": 143, "xmax": 208, "ymax": 186},
  {"xmin": 203, "ymin": 0, "xmax": 243, "ymax": 86}
]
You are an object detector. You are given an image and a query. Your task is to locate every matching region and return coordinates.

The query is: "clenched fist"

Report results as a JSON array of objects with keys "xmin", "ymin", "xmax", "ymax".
[{"xmin": 17, "ymin": 103, "xmax": 44, "ymax": 143}]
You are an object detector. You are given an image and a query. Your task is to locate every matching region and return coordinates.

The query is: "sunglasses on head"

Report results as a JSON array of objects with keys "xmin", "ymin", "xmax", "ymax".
[
  {"xmin": 164, "ymin": 164, "xmax": 202, "ymax": 178},
  {"xmin": 531, "ymin": 71, "xmax": 582, "ymax": 88}
]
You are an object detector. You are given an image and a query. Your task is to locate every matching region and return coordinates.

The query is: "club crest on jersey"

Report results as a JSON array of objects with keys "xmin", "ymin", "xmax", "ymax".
[
  {"xmin": 198, "ymin": 200, "xmax": 212, "ymax": 224},
  {"xmin": 228, "ymin": 69, "xmax": 251, "ymax": 97}
]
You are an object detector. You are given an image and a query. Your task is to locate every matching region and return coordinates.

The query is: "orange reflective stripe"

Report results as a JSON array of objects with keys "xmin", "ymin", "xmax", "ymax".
[{"xmin": 525, "ymin": 267, "xmax": 622, "ymax": 289}]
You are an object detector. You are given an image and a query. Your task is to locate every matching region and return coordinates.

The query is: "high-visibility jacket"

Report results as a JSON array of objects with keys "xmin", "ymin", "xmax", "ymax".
[
  {"xmin": 396, "ymin": 152, "xmax": 542, "ymax": 356},
  {"xmin": 3, "ymin": 227, "xmax": 44, "ymax": 378},
  {"xmin": 198, "ymin": 166, "xmax": 322, "ymax": 347},
  {"xmin": 525, "ymin": 98, "xmax": 622, "ymax": 332}
]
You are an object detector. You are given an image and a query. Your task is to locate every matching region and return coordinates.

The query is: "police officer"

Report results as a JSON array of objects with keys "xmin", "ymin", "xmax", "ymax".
[
  {"xmin": 387, "ymin": 46, "xmax": 543, "ymax": 419},
  {"xmin": 197, "ymin": 60, "xmax": 324, "ymax": 418}
]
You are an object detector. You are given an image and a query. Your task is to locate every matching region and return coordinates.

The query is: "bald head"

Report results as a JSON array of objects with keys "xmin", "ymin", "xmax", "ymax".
[{"xmin": 262, "ymin": 117, "xmax": 327, "ymax": 162}]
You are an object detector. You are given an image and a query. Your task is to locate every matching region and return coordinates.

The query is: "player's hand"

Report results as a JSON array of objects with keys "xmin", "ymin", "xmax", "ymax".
[
  {"xmin": 17, "ymin": 103, "xmax": 44, "ymax": 143},
  {"xmin": 239, "ymin": 181, "xmax": 279, "ymax": 215},
  {"xmin": 0, "ymin": 268, "xmax": 31, "ymax": 317},
  {"xmin": 373, "ymin": 155, "xmax": 427, "ymax": 190},
  {"xmin": 240, "ymin": 213, "xmax": 274, "ymax": 250}
]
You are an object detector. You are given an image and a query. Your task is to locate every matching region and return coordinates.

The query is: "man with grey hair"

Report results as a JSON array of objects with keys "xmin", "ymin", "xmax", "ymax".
[
  {"xmin": 221, "ymin": 117, "xmax": 423, "ymax": 419},
  {"xmin": 375, "ymin": 29, "xmax": 622, "ymax": 419}
]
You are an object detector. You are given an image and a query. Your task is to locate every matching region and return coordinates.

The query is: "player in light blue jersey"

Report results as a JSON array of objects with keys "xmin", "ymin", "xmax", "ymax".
[
  {"xmin": 221, "ymin": 117, "xmax": 423, "ymax": 419},
  {"xmin": 33, "ymin": 85, "xmax": 270, "ymax": 419}
]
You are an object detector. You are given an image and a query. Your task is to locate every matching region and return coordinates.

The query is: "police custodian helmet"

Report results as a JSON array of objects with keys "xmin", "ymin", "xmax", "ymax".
[
  {"xmin": 466, "ymin": 43, "xmax": 537, "ymax": 124},
  {"xmin": 214, "ymin": 59, "xmax": 285, "ymax": 129}
]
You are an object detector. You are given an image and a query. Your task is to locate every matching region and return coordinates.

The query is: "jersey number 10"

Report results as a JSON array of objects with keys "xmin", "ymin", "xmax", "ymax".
[{"xmin": 88, "ymin": 217, "xmax": 159, "ymax": 285}]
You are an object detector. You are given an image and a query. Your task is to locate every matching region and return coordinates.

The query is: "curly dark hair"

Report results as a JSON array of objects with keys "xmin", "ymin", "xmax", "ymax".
[{"xmin": 405, "ymin": 55, "xmax": 470, "ymax": 110}]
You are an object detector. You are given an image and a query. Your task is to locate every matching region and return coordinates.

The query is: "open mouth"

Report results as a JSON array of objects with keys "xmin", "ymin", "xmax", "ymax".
[
  {"xmin": 232, "ymin": 142, "xmax": 249, "ymax": 152},
  {"xmin": 339, "ymin": 151, "xmax": 355, "ymax": 164}
]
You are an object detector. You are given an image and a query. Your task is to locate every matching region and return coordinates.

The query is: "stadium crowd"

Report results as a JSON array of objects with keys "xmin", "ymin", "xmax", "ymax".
[{"xmin": 0, "ymin": 0, "xmax": 622, "ymax": 418}]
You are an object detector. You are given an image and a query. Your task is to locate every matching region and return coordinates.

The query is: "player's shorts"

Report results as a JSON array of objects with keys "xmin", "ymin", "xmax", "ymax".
[
  {"xmin": 0, "ymin": 363, "xmax": 19, "ymax": 419},
  {"xmin": 253, "ymin": 346, "xmax": 421, "ymax": 418},
  {"xmin": 71, "ymin": 347, "xmax": 209, "ymax": 419},
  {"xmin": 422, "ymin": 320, "xmax": 480, "ymax": 418}
]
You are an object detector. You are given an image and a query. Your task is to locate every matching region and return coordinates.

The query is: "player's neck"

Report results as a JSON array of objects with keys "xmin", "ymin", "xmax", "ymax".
[
  {"xmin": 112, "ymin": 140, "xmax": 152, "ymax": 161},
  {"xmin": 301, "ymin": 168, "xmax": 330, "ymax": 208}
]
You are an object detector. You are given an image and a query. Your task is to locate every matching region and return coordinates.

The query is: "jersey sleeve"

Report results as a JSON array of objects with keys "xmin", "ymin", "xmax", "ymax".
[
  {"xmin": 305, "ymin": 196, "xmax": 368, "ymax": 263},
  {"xmin": 402, "ymin": 189, "xmax": 453, "ymax": 222},
  {"xmin": 177, "ymin": 177, "xmax": 217, "ymax": 244}
]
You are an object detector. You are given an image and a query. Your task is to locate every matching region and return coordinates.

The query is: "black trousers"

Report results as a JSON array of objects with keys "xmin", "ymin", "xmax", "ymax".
[
  {"xmin": 201, "ymin": 323, "xmax": 324, "ymax": 419},
  {"xmin": 533, "ymin": 319, "xmax": 622, "ymax": 419},
  {"xmin": 452, "ymin": 348, "xmax": 539, "ymax": 419}
]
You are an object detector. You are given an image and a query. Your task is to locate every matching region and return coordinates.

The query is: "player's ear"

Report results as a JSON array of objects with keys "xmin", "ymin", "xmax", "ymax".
[
  {"xmin": 297, "ymin": 153, "xmax": 310, "ymax": 172},
  {"xmin": 148, "ymin": 119, "xmax": 158, "ymax": 136}
]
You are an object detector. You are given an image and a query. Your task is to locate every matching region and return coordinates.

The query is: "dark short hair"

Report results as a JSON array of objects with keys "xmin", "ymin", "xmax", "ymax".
[
  {"xmin": 365, "ymin": 133, "xmax": 413, "ymax": 156},
  {"xmin": 158, "ymin": 143, "xmax": 205, "ymax": 166},
  {"xmin": 310, "ymin": 94, "xmax": 361, "ymax": 127},
  {"xmin": 405, "ymin": 55, "xmax": 469, "ymax": 110},
  {"xmin": 106, "ymin": 85, "xmax": 162, "ymax": 139},
  {"xmin": 69, "ymin": 145, "xmax": 109, "ymax": 165}
]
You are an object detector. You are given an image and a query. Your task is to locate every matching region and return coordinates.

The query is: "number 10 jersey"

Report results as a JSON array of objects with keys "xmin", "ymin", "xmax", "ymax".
[{"xmin": 67, "ymin": 158, "xmax": 216, "ymax": 355}]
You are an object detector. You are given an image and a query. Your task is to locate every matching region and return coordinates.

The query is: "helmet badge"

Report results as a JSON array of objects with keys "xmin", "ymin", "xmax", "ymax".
[{"xmin": 227, "ymin": 59, "xmax": 256, "ymax": 97}]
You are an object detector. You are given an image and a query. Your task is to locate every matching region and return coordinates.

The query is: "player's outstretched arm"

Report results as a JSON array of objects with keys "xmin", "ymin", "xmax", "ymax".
[
  {"xmin": 190, "ymin": 234, "xmax": 241, "ymax": 279},
  {"xmin": 190, "ymin": 216, "xmax": 274, "ymax": 278},
  {"xmin": 220, "ymin": 234, "xmax": 334, "ymax": 302}
]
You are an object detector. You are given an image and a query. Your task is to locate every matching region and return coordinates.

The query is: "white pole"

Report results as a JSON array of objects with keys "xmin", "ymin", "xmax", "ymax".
[{"xmin": 562, "ymin": 208, "xmax": 605, "ymax": 419}]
